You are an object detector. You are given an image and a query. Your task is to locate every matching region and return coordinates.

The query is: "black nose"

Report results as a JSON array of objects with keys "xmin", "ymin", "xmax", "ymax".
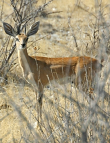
[{"xmin": 22, "ymin": 44, "xmax": 25, "ymax": 47}]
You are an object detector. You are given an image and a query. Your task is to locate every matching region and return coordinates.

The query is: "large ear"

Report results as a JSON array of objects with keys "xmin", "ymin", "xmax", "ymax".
[
  {"xmin": 27, "ymin": 21, "xmax": 40, "ymax": 37},
  {"xmin": 3, "ymin": 22, "xmax": 17, "ymax": 37}
]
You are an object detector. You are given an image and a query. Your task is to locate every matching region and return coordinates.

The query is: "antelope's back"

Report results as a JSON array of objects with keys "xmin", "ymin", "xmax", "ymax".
[{"xmin": 32, "ymin": 56, "xmax": 103, "ymax": 73}]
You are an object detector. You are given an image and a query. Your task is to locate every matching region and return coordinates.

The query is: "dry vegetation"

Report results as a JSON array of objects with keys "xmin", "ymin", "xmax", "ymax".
[{"xmin": 0, "ymin": 0, "xmax": 110, "ymax": 143}]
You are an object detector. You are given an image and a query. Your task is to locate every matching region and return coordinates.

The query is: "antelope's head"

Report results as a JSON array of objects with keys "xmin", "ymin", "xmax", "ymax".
[{"xmin": 3, "ymin": 21, "xmax": 40, "ymax": 50}]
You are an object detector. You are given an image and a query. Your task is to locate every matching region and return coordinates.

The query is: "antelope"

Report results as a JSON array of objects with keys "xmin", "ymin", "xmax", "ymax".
[{"xmin": 3, "ymin": 21, "xmax": 103, "ymax": 122}]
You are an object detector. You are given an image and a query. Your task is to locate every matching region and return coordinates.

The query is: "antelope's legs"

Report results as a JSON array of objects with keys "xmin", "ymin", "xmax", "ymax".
[
  {"xmin": 75, "ymin": 67, "xmax": 95, "ymax": 98},
  {"xmin": 35, "ymin": 83, "xmax": 44, "ymax": 123}
]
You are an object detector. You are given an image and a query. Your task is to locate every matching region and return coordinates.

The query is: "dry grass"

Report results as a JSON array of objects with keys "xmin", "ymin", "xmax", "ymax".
[{"xmin": 0, "ymin": 0, "xmax": 110, "ymax": 142}]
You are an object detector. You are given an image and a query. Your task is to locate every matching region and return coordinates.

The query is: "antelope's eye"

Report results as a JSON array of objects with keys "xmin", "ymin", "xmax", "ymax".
[{"xmin": 16, "ymin": 38, "xmax": 19, "ymax": 41}]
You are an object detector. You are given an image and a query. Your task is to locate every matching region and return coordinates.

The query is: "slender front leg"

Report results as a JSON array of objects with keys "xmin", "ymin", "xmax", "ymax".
[
  {"xmin": 27, "ymin": 73, "xmax": 43, "ymax": 122},
  {"xmin": 37, "ymin": 91, "xmax": 43, "ymax": 121},
  {"xmin": 35, "ymin": 82, "xmax": 44, "ymax": 123},
  {"xmin": 34, "ymin": 90, "xmax": 43, "ymax": 125}
]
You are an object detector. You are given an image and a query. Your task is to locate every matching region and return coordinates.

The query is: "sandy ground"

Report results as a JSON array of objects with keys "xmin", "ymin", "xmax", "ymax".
[{"xmin": 0, "ymin": 0, "xmax": 110, "ymax": 142}]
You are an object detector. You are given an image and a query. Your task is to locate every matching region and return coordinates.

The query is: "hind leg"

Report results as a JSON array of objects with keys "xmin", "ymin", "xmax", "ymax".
[
  {"xmin": 75, "ymin": 66, "xmax": 95, "ymax": 99},
  {"xmin": 75, "ymin": 64, "xmax": 86, "ymax": 92},
  {"xmin": 75, "ymin": 71, "xmax": 87, "ymax": 92}
]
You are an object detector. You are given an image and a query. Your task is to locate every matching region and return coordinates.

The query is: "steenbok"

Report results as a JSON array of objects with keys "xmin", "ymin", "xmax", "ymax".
[{"xmin": 3, "ymin": 21, "xmax": 103, "ymax": 122}]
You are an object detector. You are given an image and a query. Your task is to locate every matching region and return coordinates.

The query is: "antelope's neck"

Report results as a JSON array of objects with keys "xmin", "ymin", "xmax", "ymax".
[{"xmin": 18, "ymin": 48, "xmax": 31, "ymax": 75}]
